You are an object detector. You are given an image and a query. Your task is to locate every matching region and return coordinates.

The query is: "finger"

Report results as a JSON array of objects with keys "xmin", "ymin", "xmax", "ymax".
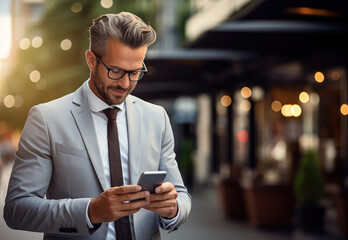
[
  {"xmin": 117, "ymin": 208, "xmax": 142, "ymax": 218},
  {"xmin": 150, "ymin": 190, "xmax": 178, "ymax": 202},
  {"xmin": 119, "ymin": 199, "xmax": 150, "ymax": 211},
  {"xmin": 143, "ymin": 199, "xmax": 176, "ymax": 209},
  {"xmin": 112, "ymin": 185, "xmax": 142, "ymax": 195},
  {"xmin": 119, "ymin": 191, "xmax": 150, "ymax": 202},
  {"xmin": 155, "ymin": 182, "xmax": 174, "ymax": 194}
]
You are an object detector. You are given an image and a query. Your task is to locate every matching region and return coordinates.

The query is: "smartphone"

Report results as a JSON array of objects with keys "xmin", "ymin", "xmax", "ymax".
[{"xmin": 137, "ymin": 171, "xmax": 167, "ymax": 193}]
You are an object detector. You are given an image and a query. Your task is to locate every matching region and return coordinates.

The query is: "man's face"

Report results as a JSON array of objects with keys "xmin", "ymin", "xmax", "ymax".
[{"xmin": 89, "ymin": 38, "xmax": 147, "ymax": 105}]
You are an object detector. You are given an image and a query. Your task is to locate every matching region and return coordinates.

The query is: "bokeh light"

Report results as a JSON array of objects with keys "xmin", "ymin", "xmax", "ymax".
[
  {"xmin": 281, "ymin": 104, "xmax": 292, "ymax": 117},
  {"xmin": 310, "ymin": 92, "xmax": 320, "ymax": 105},
  {"xmin": 32, "ymin": 36, "xmax": 43, "ymax": 48},
  {"xmin": 220, "ymin": 95, "xmax": 232, "ymax": 107},
  {"xmin": 30, "ymin": 70, "xmax": 41, "ymax": 83},
  {"xmin": 60, "ymin": 39, "xmax": 72, "ymax": 50},
  {"xmin": 36, "ymin": 79, "xmax": 47, "ymax": 90},
  {"xmin": 331, "ymin": 71, "xmax": 340, "ymax": 81},
  {"xmin": 4, "ymin": 95, "xmax": 15, "ymax": 108},
  {"xmin": 101, "ymin": 0, "xmax": 113, "ymax": 8},
  {"xmin": 237, "ymin": 130, "xmax": 249, "ymax": 143},
  {"xmin": 71, "ymin": 2, "xmax": 83, "ymax": 13},
  {"xmin": 314, "ymin": 71, "xmax": 324, "ymax": 83},
  {"xmin": 291, "ymin": 104, "xmax": 302, "ymax": 117},
  {"xmin": 341, "ymin": 104, "xmax": 348, "ymax": 115},
  {"xmin": 280, "ymin": 104, "xmax": 302, "ymax": 117},
  {"xmin": 240, "ymin": 99, "xmax": 251, "ymax": 112},
  {"xmin": 271, "ymin": 100, "xmax": 282, "ymax": 112},
  {"xmin": 19, "ymin": 38, "xmax": 31, "ymax": 50},
  {"xmin": 299, "ymin": 92, "xmax": 309, "ymax": 103},
  {"xmin": 14, "ymin": 95, "xmax": 23, "ymax": 108},
  {"xmin": 251, "ymin": 86, "xmax": 264, "ymax": 101},
  {"xmin": 241, "ymin": 87, "xmax": 252, "ymax": 98}
]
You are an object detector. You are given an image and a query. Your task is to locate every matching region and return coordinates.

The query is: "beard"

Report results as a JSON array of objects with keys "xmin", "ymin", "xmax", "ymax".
[{"xmin": 91, "ymin": 66, "xmax": 135, "ymax": 105}]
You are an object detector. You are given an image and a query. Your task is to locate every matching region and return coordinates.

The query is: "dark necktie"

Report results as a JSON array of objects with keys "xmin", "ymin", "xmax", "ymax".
[{"xmin": 103, "ymin": 108, "xmax": 132, "ymax": 240}]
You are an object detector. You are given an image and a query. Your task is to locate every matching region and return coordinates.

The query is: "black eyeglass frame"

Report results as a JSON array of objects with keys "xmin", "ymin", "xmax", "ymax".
[{"xmin": 95, "ymin": 54, "xmax": 147, "ymax": 82}]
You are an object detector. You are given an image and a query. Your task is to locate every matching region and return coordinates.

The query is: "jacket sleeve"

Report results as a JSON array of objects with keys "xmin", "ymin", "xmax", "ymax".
[
  {"xmin": 158, "ymin": 107, "xmax": 192, "ymax": 232},
  {"xmin": 3, "ymin": 105, "xmax": 93, "ymax": 236}
]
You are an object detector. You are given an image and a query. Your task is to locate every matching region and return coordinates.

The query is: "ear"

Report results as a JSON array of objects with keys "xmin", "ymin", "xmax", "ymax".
[{"xmin": 85, "ymin": 50, "xmax": 97, "ymax": 71}]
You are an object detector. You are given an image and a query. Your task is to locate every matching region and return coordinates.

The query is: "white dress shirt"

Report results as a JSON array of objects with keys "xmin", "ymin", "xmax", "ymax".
[{"xmin": 83, "ymin": 80, "xmax": 178, "ymax": 239}]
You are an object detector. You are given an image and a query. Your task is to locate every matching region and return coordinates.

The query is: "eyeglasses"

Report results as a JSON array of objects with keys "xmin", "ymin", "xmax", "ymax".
[{"xmin": 95, "ymin": 55, "xmax": 147, "ymax": 82}]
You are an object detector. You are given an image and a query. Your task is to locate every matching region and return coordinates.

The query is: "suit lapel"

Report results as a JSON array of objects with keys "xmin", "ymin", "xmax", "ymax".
[
  {"xmin": 125, "ymin": 96, "xmax": 142, "ymax": 185},
  {"xmin": 70, "ymin": 85, "xmax": 108, "ymax": 191}
]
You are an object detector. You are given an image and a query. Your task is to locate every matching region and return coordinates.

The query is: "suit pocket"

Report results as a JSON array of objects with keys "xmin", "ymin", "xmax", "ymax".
[{"xmin": 56, "ymin": 143, "xmax": 89, "ymax": 159}]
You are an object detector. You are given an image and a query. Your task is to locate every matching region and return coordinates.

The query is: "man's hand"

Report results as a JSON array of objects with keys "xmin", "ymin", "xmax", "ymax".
[
  {"xmin": 88, "ymin": 185, "xmax": 150, "ymax": 224},
  {"xmin": 143, "ymin": 182, "xmax": 178, "ymax": 219}
]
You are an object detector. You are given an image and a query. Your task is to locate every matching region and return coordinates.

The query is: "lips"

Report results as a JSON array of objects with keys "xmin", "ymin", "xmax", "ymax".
[{"xmin": 109, "ymin": 86, "xmax": 126, "ymax": 95}]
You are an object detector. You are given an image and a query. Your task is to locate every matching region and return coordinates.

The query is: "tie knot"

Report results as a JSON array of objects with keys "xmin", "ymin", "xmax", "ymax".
[{"xmin": 103, "ymin": 108, "xmax": 119, "ymax": 120}]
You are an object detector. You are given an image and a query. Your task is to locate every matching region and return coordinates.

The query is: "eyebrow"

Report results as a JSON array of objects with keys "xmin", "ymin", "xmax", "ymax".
[{"xmin": 108, "ymin": 64, "xmax": 143, "ymax": 71}]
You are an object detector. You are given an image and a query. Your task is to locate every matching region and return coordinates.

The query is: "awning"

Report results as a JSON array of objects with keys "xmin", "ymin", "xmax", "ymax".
[{"xmin": 134, "ymin": 49, "xmax": 256, "ymax": 99}]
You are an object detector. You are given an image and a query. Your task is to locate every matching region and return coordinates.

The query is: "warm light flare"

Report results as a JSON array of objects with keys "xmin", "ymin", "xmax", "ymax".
[
  {"xmin": 341, "ymin": 104, "xmax": 348, "ymax": 115},
  {"xmin": 220, "ymin": 95, "xmax": 232, "ymax": 107},
  {"xmin": 4, "ymin": 95, "xmax": 15, "ymax": 108},
  {"xmin": 291, "ymin": 104, "xmax": 302, "ymax": 117},
  {"xmin": 281, "ymin": 104, "xmax": 302, "ymax": 117},
  {"xmin": 71, "ymin": 2, "xmax": 83, "ymax": 13},
  {"xmin": 271, "ymin": 100, "xmax": 282, "ymax": 112},
  {"xmin": 281, "ymin": 104, "xmax": 292, "ymax": 117},
  {"xmin": 32, "ymin": 36, "xmax": 43, "ymax": 48},
  {"xmin": 101, "ymin": 0, "xmax": 113, "ymax": 8},
  {"xmin": 0, "ymin": 16, "xmax": 12, "ymax": 59},
  {"xmin": 240, "ymin": 100, "xmax": 251, "ymax": 112},
  {"xmin": 19, "ymin": 38, "xmax": 31, "ymax": 50},
  {"xmin": 241, "ymin": 87, "xmax": 252, "ymax": 98},
  {"xmin": 299, "ymin": 92, "xmax": 309, "ymax": 103},
  {"xmin": 286, "ymin": 7, "xmax": 342, "ymax": 18},
  {"xmin": 30, "ymin": 70, "xmax": 41, "ymax": 83},
  {"xmin": 61, "ymin": 39, "xmax": 72, "ymax": 50},
  {"xmin": 314, "ymin": 72, "xmax": 324, "ymax": 83}
]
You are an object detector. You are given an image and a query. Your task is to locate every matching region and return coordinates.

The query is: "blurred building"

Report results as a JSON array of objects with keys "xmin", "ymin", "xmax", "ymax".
[
  {"xmin": 9, "ymin": 0, "xmax": 45, "ymax": 66},
  {"xmin": 186, "ymin": 0, "xmax": 250, "ymax": 40},
  {"xmin": 144, "ymin": 1, "xmax": 348, "ymax": 237}
]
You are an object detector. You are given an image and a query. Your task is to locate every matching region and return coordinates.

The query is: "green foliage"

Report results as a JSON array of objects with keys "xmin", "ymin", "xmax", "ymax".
[
  {"xmin": 2, "ymin": 0, "xmax": 191, "ymax": 129},
  {"xmin": 178, "ymin": 137, "xmax": 194, "ymax": 174},
  {"xmin": 294, "ymin": 149, "xmax": 324, "ymax": 205},
  {"xmin": 2, "ymin": 0, "xmax": 158, "ymax": 128},
  {"xmin": 177, "ymin": 0, "xmax": 191, "ymax": 45}
]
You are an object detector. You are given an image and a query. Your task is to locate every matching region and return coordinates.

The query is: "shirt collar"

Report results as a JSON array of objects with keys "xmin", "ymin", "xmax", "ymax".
[{"xmin": 84, "ymin": 79, "xmax": 125, "ymax": 112}]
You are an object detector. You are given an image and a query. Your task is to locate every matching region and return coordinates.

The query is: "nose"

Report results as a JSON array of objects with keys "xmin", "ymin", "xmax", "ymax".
[{"xmin": 117, "ymin": 73, "xmax": 130, "ymax": 89}]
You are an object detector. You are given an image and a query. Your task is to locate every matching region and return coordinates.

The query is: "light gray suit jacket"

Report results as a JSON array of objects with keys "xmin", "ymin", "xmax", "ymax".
[{"xmin": 4, "ymin": 83, "xmax": 191, "ymax": 240}]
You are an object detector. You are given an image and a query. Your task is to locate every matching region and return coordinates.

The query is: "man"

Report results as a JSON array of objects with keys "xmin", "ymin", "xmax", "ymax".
[{"xmin": 4, "ymin": 12, "xmax": 191, "ymax": 240}]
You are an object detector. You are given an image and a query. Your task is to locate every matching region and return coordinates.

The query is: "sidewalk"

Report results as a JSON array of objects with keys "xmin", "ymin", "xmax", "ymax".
[
  {"xmin": 160, "ymin": 185, "xmax": 292, "ymax": 240},
  {"xmin": 161, "ymin": 185, "xmax": 347, "ymax": 240}
]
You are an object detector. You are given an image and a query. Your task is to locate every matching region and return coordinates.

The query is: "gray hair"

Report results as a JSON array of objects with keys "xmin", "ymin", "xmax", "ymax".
[{"xmin": 89, "ymin": 12, "xmax": 157, "ymax": 57}]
